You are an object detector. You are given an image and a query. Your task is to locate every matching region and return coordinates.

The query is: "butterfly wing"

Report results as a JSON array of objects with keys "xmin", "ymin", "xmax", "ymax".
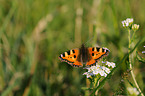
[
  {"xmin": 59, "ymin": 49, "xmax": 83, "ymax": 67},
  {"xmin": 86, "ymin": 47, "xmax": 110, "ymax": 66}
]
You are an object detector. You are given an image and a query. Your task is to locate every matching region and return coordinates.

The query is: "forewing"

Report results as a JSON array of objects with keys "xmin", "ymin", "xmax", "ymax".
[
  {"xmin": 86, "ymin": 47, "xmax": 110, "ymax": 66},
  {"xmin": 59, "ymin": 49, "xmax": 83, "ymax": 67}
]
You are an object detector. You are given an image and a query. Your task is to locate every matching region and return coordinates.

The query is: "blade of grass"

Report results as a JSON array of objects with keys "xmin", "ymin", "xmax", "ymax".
[{"xmin": 0, "ymin": 1, "xmax": 17, "ymax": 38}]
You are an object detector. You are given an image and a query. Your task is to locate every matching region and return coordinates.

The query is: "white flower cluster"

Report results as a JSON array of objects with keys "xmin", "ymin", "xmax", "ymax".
[
  {"xmin": 127, "ymin": 87, "xmax": 139, "ymax": 95},
  {"xmin": 83, "ymin": 61, "xmax": 115, "ymax": 78},
  {"xmin": 122, "ymin": 18, "xmax": 133, "ymax": 27},
  {"xmin": 106, "ymin": 61, "xmax": 116, "ymax": 68},
  {"xmin": 122, "ymin": 18, "xmax": 139, "ymax": 30},
  {"xmin": 132, "ymin": 24, "xmax": 139, "ymax": 31},
  {"xmin": 142, "ymin": 46, "xmax": 145, "ymax": 54}
]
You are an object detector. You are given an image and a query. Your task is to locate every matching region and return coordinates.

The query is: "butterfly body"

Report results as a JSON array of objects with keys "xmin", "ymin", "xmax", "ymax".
[
  {"xmin": 77, "ymin": 44, "xmax": 91, "ymax": 64},
  {"xmin": 59, "ymin": 44, "xmax": 110, "ymax": 67}
]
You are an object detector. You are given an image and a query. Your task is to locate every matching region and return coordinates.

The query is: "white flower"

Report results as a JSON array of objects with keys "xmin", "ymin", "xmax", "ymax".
[
  {"xmin": 127, "ymin": 87, "xmax": 139, "ymax": 95},
  {"xmin": 92, "ymin": 67, "xmax": 100, "ymax": 75},
  {"xmin": 106, "ymin": 61, "xmax": 116, "ymax": 68},
  {"xmin": 83, "ymin": 61, "xmax": 115, "ymax": 78},
  {"xmin": 132, "ymin": 24, "xmax": 139, "ymax": 31},
  {"xmin": 83, "ymin": 72, "xmax": 94, "ymax": 78},
  {"xmin": 102, "ymin": 66, "xmax": 111, "ymax": 74},
  {"xmin": 99, "ymin": 70, "xmax": 107, "ymax": 77},
  {"xmin": 122, "ymin": 20, "xmax": 127, "ymax": 27},
  {"xmin": 122, "ymin": 18, "xmax": 133, "ymax": 27},
  {"xmin": 89, "ymin": 65, "xmax": 99, "ymax": 72}
]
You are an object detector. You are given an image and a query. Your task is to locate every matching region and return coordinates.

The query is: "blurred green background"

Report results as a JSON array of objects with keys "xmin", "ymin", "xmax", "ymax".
[{"xmin": 0, "ymin": 0, "xmax": 145, "ymax": 96}]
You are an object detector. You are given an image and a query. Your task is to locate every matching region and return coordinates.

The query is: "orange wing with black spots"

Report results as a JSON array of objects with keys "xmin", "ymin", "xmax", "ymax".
[
  {"xmin": 59, "ymin": 49, "xmax": 83, "ymax": 67},
  {"xmin": 86, "ymin": 47, "xmax": 110, "ymax": 66}
]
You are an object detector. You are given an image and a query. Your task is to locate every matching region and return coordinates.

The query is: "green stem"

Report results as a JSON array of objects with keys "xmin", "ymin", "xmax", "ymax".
[
  {"xmin": 128, "ymin": 29, "xmax": 131, "ymax": 69},
  {"xmin": 128, "ymin": 29, "xmax": 144, "ymax": 96},
  {"xmin": 130, "ymin": 30, "xmax": 136, "ymax": 44},
  {"xmin": 94, "ymin": 77, "xmax": 100, "ymax": 95}
]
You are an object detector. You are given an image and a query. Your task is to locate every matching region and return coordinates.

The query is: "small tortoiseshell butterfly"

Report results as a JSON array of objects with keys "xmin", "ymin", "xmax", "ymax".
[{"xmin": 59, "ymin": 44, "xmax": 110, "ymax": 67}]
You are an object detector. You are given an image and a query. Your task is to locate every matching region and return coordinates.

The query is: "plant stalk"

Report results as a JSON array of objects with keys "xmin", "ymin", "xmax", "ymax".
[{"xmin": 128, "ymin": 29, "xmax": 144, "ymax": 96}]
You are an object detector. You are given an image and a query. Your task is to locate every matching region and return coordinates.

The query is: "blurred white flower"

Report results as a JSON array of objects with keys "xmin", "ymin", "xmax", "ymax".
[
  {"xmin": 83, "ymin": 61, "xmax": 115, "ymax": 78},
  {"xmin": 106, "ymin": 61, "xmax": 116, "ymax": 68},
  {"xmin": 122, "ymin": 18, "xmax": 133, "ymax": 27},
  {"xmin": 92, "ymin": 65, "xmax": 101, "ymax": 74},
  {"xmin": 83, "ymin": 72, "xmax": 94, "ymax": 78},
  {"xmin": 99, "ymin": 69, "xmax": 107, "ymax": 77},
  {"xmin": 132, "ymin": 24, "xmax": 139, "ymax": 31},
  {"xmin": 127, "ymin": 87, "xmax": 139, "ymax": 96},
  {"xmin": 102, "ymin": 66, "xmax": 111, "ymax": 74}
]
